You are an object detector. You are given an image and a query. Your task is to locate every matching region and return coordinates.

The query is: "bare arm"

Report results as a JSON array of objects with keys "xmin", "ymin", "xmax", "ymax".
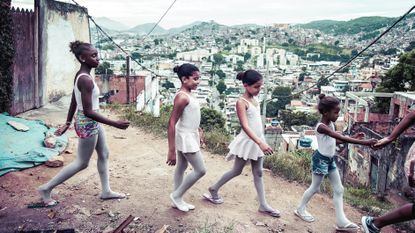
[
  {"xmin": 66, "ymin": 92, "xmax": 77, "ymax": 124},
  {"xmin": 78, "ymin": 75, "xmax": 129, "ymax": 129},
  {"xmin": 55, "ymin": 92, "xmax": 77, "ymax": 136},
  {"xmin": 317, "ymin": 124, "xmax": 376, "ymax": 146},
  {"xmin": 375, "ymin": 112, "xmax": 415, "ymax": 148},
  {"xmin": 166, "ymin": 93, "xmax": 188, "ymax": 165}
]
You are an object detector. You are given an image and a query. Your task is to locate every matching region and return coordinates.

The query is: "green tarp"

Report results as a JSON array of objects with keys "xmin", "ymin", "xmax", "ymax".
[{"xmin": 0, "ymin": 113, "xmax": 68, "ymax": 176}]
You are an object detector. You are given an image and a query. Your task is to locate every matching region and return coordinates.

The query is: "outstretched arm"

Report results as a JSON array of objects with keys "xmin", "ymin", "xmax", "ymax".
[
  {"xmin": 79, "ymin": 75, "xmax": 129, "ymax": 129},
  {"xmin": 375, "ymin": 112, "xmax": 415, "ymax": 148},
  {"xmin": 317, "ymin": 123, "xmax": 376, "ymax": 146}
]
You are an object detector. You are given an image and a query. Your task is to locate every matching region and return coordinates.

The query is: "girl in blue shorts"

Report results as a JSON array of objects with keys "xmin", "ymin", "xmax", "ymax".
[{"xmin": 294, "ymin": 94, "xmax": 377, "ymax": 231}]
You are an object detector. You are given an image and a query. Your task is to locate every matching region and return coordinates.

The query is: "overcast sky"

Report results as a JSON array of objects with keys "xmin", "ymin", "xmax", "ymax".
[{"xmin": 11, "ymin": 0, "xmax": 414, "ymax": 29}]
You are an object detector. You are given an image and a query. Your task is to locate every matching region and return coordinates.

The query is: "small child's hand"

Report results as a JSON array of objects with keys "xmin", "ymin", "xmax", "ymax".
[
  {"xmin": 259, "ymin": 142, "xmax": 273, "ymax": 155},
  {"xmin": 364, "ymin": 138, "xmax": 378, "ymax": 146},
  {"xmin": 198, "ymin": 128, "xmax": 206, "ymax": 148},
  {"xmin": 373, "ymin": 137, "xmax": 393, "ymax": 149},
  {"xmin": 114, "ymin": 120, "xmax": 130, "ymax": 130},
  {"xmin": 55, "ymin": 124, "xmax": 70, "ymax": 136},
  {"xmin": 166, "ymin": 150, "xmax": 176, "ymax": 166}
]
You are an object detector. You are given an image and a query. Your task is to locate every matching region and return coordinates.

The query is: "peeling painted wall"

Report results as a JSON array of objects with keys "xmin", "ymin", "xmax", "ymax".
[{"xmin": 37, "ymin": 0, "xmax": 89, "ymax": 103}]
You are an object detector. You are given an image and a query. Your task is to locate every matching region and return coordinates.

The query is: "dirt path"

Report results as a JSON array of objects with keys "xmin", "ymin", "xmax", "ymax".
[{"xmin": 0, "ymin": 103, "xmax": 395, "ymax": 233}]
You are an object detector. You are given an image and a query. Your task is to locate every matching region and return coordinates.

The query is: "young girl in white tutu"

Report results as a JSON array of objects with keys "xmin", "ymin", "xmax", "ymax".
[{"xmin": 203, "ymin": 70, "xmax": 280, "ymax": 217}]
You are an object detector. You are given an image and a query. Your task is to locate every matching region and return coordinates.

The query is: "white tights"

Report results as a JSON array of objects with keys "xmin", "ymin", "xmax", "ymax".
[
  {"xmin": 209, "ymin": 157, "xmax": 273, "ymax": 211},
  {"xmin": 172, "ymin": 150, "xmax": 207, "ymax": 199},
  {"xmin": 38, "ymin": 126, "xmax": 122, "ymax": 202},
  {"xmin": 297, "ymin": 169, "xmax": 352, "ymax": 226}
]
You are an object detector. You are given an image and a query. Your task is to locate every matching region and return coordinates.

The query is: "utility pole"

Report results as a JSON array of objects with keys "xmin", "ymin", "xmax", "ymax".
[
  {"xmin": 261, "ymin": 37, "xmax": 269, "ymax": 127},
  {"xmin": 126, "ymin": 55, "xmax": 130, "ymax": 104}
]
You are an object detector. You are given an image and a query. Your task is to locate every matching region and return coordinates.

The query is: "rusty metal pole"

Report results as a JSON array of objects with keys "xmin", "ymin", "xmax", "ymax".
[{"xmin": 126, "ymin": 55, "xmax": 130, "ymax": 104}]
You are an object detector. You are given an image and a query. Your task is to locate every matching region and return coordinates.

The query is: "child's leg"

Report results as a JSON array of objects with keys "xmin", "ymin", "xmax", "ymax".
[
  {"xmin": 38, "ymin": 134, "xmax": 98, "ymax": 202},
  {"xmin": 297, "ymin": 173, "xmax": 324, "ymax": 213},
  {"xmin": 209, "ymin": 157, "xmax": 247, "ymax": 198},
  {"xmin": 173, "ymin": 151, "xmax": 188, "ymax": 190},
  {"xmin": 373, "ymin": 203, "xmax": 415, "ymax": 228},
  {"xmin": 172, "ymin": 151, "xmax": 206, "ymax": 199},
  {"xmin": 251, "ymin": 157, "xmax": 276, "ymax": 212},
  {"xmin": 95, "ymin": 127, "xmax": 125, "ymax": 199},
  {"xmin": 328, "ymin": 169, "xmax": 355, "ymax": 227}
]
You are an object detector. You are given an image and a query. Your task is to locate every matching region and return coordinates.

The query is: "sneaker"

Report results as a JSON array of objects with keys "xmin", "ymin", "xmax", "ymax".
[{"xmin": 361, "ymin": 216, "xmax": 380, "ymax": 233}]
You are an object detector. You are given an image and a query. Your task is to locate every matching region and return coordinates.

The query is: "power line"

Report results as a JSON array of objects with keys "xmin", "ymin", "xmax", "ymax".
[
  {"xmin": 70, "ymin": 0, "xmax": 165, "ymax": 77},
  {"xmin": 146, "ymin": 0, "xmax": 177, "ymax": 37},
  {"xmin": 274, "ymin": 4, "xmax": 415, "ymax": 99}
]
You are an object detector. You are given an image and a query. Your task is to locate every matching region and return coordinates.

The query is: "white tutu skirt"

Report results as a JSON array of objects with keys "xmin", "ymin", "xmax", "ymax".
[
  {"xmin": 175, "ymin": 129, "xmax": 200, "ymax": 153},
  {"xmin": 225, "ymin": 134, "xmax": 265, "ymax": 161}
]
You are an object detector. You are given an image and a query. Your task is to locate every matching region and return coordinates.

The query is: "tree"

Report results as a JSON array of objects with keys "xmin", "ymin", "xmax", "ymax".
[
  {"xmin": 299, "ymin": 73, "xmax": 306, "ymax": 82},
  {"xmin": 224, "ymin": 45, "xmax": 232, "ymax": 51},
  {"xmin": 131, "ymin": 51, "xmax": 142, "ymax": 60},
  {"xmin": 162, "ymin": 80, "xmax": 175, "ymax": 89},
  {"xmin": 377, "ymin": 50, "xmax": 415, "ymax": 92},
  {"xmin": 405, "ymin": 41, "xmax": 415, "ymax": 52},
  {"xmin": 216, "ymin": 80, "xmax": 227, "ymax": 94},
  {"xmin": 216, "ymin": 69, "xmax": 226, "ymax": 79},
  {"xmin": 266, "ymin": 86, "xmax": 292, "ymax": 117},
  {"xmin": 200, "ymin": 107, "xmax": 226, "ymax": 131},
  {"xmin": 317, "ymin": 76, "xmax": 330, "ymax": 91},
  {"xmin": 334, "ymin": 40, "xmax": 340, "ymax": 46},
  {"xmin": 95, "ymin": 61, "xmax": 114, "ymax": 75},
  {"xmin": 373, "ymin": 50, "xmax": 415, "ymax": 113},
  {"xmin": 0, "ymin": 0, "xmax": 14, "ymax": 112},
  {"xmin": 154, "ymin": 38, "xmax": 163, "ymax": 45},
  {"xmin": 279, "ymin": 110, "xmax": 319, "ymax": 128},
  {"xmin": 219, "ymin": 102, "xmax": 225, "ymax": 109},
  {"xmin": 235, "ymin": 61, "xmax": 244, "ymax": 72},
  {"xmin": 351, "ymin": 49, "xmax": 359, "ymax": 57},
  {"xmin": 212, "ymin": 53, "xmax": 225, "ymax": 66},
  {"xmin": 244, "ymin": 53, "xmax": 251, "ymax": 62}
]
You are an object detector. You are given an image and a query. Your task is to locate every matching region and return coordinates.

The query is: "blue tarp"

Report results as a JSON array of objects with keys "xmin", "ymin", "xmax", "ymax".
[{"xmin": 0, "ymin": 113, "xmax": 68, "ymax": 176}]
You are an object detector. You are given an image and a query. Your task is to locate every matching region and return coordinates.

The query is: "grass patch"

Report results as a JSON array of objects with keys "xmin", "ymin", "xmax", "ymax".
[
  {"xmin": 264, "ymin": 150, "xmax": 394, "ymax": 214},
  {"xmin": 195, "ymin": 221, "xmax": 235, "ymax": 233},
  {"xmin": 108, "ymin": 104, "xmax": 231, "ymax": 155},
  {"xmin": 204, "ymin": 129, "xmax": 231, "ymax": 155}
]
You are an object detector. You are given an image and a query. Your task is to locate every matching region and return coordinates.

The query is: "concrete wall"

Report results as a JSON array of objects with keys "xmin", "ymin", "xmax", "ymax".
[
  {"xmin": 347, "ymin": 123, "xmax": 415, "ymax": 195},
  {"xmin": 95, "ymin": 75, "xmax": 145, "ymax": 104},
  {"xmin": 37, "ymin": 0, "xmax": 89, "ymax": 103}
]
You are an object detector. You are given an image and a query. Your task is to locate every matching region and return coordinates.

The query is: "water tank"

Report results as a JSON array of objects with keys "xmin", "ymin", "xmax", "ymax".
[{"xmin": 299, "ymin": 137, "xmax": 312, "ymax": 148}]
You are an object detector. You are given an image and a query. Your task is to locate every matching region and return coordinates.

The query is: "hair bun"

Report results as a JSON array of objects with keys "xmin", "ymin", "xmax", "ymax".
[
  {"xmin": 173, "ymin": 65, "xmax": 180, "ymax": 73},
  {"xmin": 236, "ymin": 72, "xmax": 245, "ymax": 81},
  {"xmin": 318, "ymin": 94, "xmax": 326, "ymax": 100},
  {"xmin": 69, "ymin": 40, "xmax": 82, "ymax": 54}
]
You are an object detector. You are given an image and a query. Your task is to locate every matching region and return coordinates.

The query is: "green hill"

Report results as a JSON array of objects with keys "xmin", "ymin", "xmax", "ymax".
[{"xmin": 301, "ymin": 16, "xmax": 397, "ymax": 34}]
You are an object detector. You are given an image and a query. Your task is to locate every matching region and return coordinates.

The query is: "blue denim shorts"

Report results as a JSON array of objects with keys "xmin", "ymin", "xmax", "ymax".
[{"xmin": 312, "ymin": 150, "xmax": 337, "ymax": 176}]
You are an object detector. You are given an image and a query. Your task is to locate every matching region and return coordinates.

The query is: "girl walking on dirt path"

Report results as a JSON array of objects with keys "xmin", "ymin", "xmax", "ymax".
[
  {"xmin": 203, "ymin": 70, "xmax": 280, "ymax": 218},
  {"xmin": 294, "ymin": 94, "xmax": 377, "ymax": 231},
  {"xmin": 37, "ymin": 41, "xmax": 130, "ymax": 207},
  {"xmin": 166, "ymin": 63, "xmax": 206, "ymax": 212},
  {"xmin": 361, "ymin": 110, "xmax": 415, "ymax": 233}
]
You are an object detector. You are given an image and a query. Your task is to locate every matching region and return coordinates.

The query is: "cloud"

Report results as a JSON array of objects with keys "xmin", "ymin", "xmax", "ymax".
[{"xmin": 11, "ymin": 0, "xmax": 413, "ymax": 28}]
